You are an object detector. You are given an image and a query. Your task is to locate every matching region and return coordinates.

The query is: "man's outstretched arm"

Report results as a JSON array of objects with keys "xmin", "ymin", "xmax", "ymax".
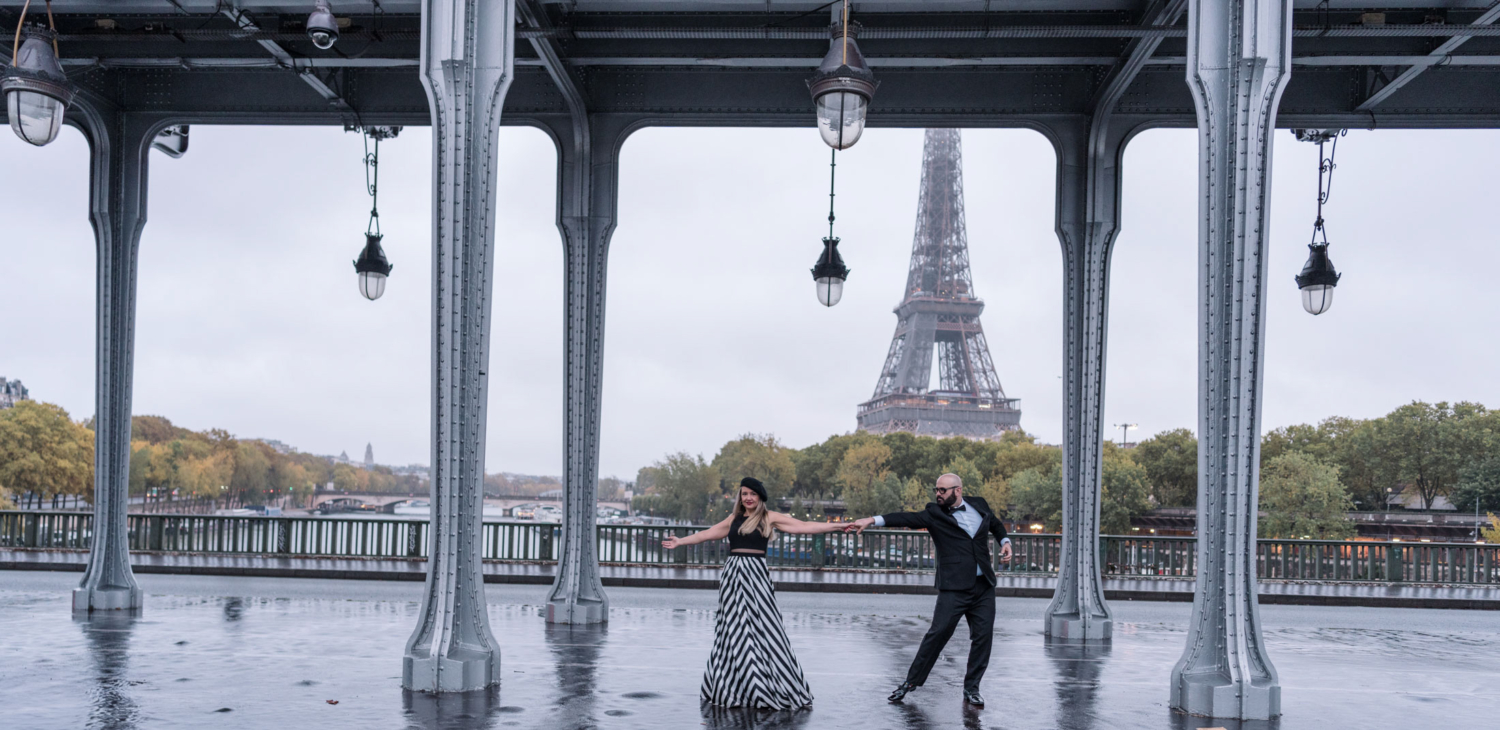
[{"xmin": 847, "ymin": 509, "xmax": 929, "ymax": 532}]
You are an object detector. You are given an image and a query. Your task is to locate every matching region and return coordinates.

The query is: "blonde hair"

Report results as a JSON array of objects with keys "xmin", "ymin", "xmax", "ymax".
[{"xmin": 734, "ymin": 493, "xmax": 776, "ymax": 539}]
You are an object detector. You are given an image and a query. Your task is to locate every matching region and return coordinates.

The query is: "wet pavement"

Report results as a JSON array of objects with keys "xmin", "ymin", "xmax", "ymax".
[
  {"xmin": 8, "ymin": 549, "xmax": 1497, "ymax": 608},
  {"xmin": 1, "ymin": 572, "xmax": 1496, "ymax": 729}
]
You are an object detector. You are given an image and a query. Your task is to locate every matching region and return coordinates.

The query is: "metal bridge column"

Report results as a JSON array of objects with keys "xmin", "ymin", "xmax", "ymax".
[
  {"xmin": 544, "ymin": 114, "xmax": 626, "ymax": 625},
  {"xmin": 72, "ymin": 106, "xmax": 159, "ymax": 614},
  {"xmin": 402, "ymin": 0, "xmax": 516, "ymax": 694},
  {"xmin": 1044, "ymin": 116, "xmax": 1129, "ymax": 643},
  {"xmin": 1170, "ymin": 0, "xmax": 1291, "ymax": 720}
]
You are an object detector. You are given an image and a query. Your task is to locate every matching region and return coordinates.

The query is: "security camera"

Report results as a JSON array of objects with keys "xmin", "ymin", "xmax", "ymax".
[{"xmin": 306, "ymin": 1, "xmax": 338, "ymax": 50}]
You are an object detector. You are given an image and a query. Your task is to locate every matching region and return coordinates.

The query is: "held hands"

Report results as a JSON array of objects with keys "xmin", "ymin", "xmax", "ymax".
[{"xmin": 843, "ymin": 517, "xmax": 876, "ymax": 534}]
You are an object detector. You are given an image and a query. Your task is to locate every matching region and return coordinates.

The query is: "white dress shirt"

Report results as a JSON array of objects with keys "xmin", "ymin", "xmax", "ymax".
[{"xmin": 872, "ymin": 499, "xmax": 1011, "ymax": 576}]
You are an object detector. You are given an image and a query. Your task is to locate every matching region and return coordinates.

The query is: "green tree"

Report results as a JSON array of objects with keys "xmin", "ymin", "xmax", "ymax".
[
  {"xmin": 1451, "ymin": 457, "xmax": 1500, "ymax": 513},
  {"xmin": 1378, "ymin": 401, "xmax": 1489, "ymax": 510},
  {"xmin": 846, "ymin": 472, "xmax": 905, "ymax": 518},
  {"xmin": 836, "ymin": 440, "xmax": 893, "ymax": 510},
  {"xmin": 1258, "ymin": 452, "xmax": 1355, "ymax": 539},
  {"xmin": 1134, "ymin": 428, "xmax": 1197, "ymax": 508},
  {"xmin": 653, "ymin": 452, "xmax": 722, "ymax": 523},
  {"xmin": 1011, "ymin": 462, "xmax": 1063, "ymax": 532},
  {"xmin": 0, "ymin": 400, "xmax": 95, "ymax": 505},
  {"xmin": 899, "ymin": 475, "xmax": 928, "ymax": 511},
  {"xmin": 713, "ymin": 433, "xmax": 797, "ymax": 503},
  {"xmin": 230, "ymin": 441, "xmax": 271, "ymax": 504},
  {"xmin": 1100, "ymin": 451, "xmax": 1153, "ymax": 535}
]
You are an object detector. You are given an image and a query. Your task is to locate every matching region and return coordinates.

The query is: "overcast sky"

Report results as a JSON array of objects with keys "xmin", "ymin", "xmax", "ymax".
[{"xmin": 2, "ymin": 123, "xmax": 1497, "ymax": 479}]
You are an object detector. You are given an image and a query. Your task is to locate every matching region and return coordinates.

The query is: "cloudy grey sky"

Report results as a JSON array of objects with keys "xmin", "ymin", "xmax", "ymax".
[{"xmin": 3, "ymin": 123, "xmax": 1497, "ymax": 479}]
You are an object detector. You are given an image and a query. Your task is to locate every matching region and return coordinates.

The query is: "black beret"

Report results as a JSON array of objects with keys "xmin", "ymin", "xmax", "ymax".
[{"xmin": 739, "ymin": 477, "xmax": 768, "ymax": 502}]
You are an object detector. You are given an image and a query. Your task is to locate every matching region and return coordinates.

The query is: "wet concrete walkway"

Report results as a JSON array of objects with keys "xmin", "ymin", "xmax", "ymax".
[
  {"xmin": 2, "ymin": 571, "xmax": 1496, "ymax": 729},
  {"xmin": 5, "ymin": 548, "xmax": 1497, "ymax": 609}
]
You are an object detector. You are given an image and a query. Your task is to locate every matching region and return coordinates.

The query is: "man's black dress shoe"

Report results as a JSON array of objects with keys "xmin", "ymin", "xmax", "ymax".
[
  {"xmin": 963, "ymin": 689, "xmax": 985, "ymax": 707},
  {"xmin": 888, "ymin": 682, "xmax": 918, "ymax": 703}
]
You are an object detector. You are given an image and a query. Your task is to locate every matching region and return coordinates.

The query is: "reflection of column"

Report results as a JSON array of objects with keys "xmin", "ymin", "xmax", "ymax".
[
  {"xmin": 544, "ymin": 624, "xmax": 604, "ymax": 724},
  {"xmin": 72, "ymin": 103, "xmax": 159, "ymax": 614},
  {"xmin": 1046, "ymin": 640, "xmax": 1111, "ymax": 730},
  {"xmin": 403, "ymin": 687, "xmax": 501, "ymax": 729},
  {"xmin": 1170, "ymin": 0, "xmax": 1289, "ymax": 721},
  {"xmin": 402, "ymin": 0, "xmax": 515, "ymax": 693},
  {"xmin": 77, "ymin": 612, "xmax": 140, "ymax": 729},
  {"xmin": 1044, "ymin": 116, "xmax": 1129, "ymax": 643},
  {"xmin": 545, "ymin": 113, "xmax": 626, "ymax": 625}
]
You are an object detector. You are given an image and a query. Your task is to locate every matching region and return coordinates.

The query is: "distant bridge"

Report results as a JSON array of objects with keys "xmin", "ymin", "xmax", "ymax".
[{"xmin": 307, "ymin": 491, "xmax": 631, "ymax": 514}]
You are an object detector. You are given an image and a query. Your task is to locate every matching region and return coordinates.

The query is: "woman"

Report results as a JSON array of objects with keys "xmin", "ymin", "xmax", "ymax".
[{"xmin": 662, "ymin": 476, "xmax": 845, "ymax": 710}]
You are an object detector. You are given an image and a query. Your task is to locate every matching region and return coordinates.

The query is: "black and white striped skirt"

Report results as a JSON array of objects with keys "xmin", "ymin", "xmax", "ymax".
[{"xmin": 700, "ymin": 554, "xmax": 814, "ymax": 710}]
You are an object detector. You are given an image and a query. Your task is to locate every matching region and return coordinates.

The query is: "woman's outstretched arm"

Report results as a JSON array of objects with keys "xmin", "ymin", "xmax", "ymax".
[
  {"xmin": 768, "ymin": 512, "xmax": 845, "ymax": 535},
  {"xmin": 661, "ymin": 515, "xmax": 733, "ymax": 549}
]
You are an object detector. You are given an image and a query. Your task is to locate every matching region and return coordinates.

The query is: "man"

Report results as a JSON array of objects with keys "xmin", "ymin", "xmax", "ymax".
[{"xmin": 847, "ymin": 472, "xmax": 1012, "ymax": 707}]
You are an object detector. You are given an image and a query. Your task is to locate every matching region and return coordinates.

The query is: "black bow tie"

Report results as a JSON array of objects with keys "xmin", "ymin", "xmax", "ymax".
[{"xmin": 945, "ymin": 505, "xmax": 967, "ymax": 514}]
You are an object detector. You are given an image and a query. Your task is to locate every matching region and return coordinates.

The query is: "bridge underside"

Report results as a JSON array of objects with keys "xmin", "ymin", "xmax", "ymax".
[
  {"xmin": 2, "ymin": 2, "xmax": 1498, "ymax": 129},
  {"xmin": 11, "ymin": 0, "xmax": 1498, "ymax": 718}
]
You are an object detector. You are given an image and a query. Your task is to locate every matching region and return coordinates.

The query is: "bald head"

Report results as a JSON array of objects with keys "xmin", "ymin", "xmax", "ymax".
[{"xmin": 936, "ymin": 473, "xmax": 963, "ymax": 489}]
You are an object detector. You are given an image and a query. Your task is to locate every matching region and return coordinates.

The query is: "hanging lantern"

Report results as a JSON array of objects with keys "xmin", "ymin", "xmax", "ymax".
[
  {"xmin": 806, "ymin": 4, "xmax": 877, "ymax": 150},
  {"xmin": 3, "ymin": 23, "xmax": 75, "ymax": 147},
  {"xmin": 811, "ymin": 237, "xmax": 850, "ymax": 307},
  {"xmin": 1295, "ymin": 243, "xmax": 1340, "ymax": 316},
  {"xmin": 354, "ymin": 233, "xmax": 394, "ymax": 301},
  {"xmin": 351, "ymin": 126, "xmax": 401, "ymax": 301},
  {"xmin": 1291, "ymin": 129, "xmax": 1347, "ymax": 316}
]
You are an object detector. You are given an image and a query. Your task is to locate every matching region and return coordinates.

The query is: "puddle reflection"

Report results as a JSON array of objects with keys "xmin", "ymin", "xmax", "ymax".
[
  {"xmin": 402, "ymin": 686, "xmax": 503, "ymax": 730},
  {"xmin": 1045, "ymin": 639, "xmax": 1111, "ymax": 730},
  {"xmin": 76, "ymin": 613, "xmax": 141, "ymax": 730}
]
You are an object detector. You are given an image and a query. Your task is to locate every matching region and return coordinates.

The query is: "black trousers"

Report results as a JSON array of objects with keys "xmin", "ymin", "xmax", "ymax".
[{"xmin": 904, "ymin": 577, "xmax": 995, "ymax": 692}]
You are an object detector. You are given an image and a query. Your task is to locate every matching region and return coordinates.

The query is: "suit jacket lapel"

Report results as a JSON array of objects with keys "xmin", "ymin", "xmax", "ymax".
[{"xmin": 928, "ymin": 503, "xmax": 961, "ymax": 531}]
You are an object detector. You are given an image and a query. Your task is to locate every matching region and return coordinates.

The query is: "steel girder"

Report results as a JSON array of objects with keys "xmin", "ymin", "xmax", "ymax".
[
  {"xmin": 1043, "ymin": 0, "xmax": 1184, "ymax": 646},
  {"xmin": 69, "ymin": 102, "xmax": 170, "ymax": 615},
  {"xmin": 523, "ymin": 0, "xmax": 619, "ymax": 626},
  {"xmin": 1045, "ymin": 116, "xmax": 1128, "ymax": 645},
  {"xmin": 1168, "ymin": 0, "xmax": 1289, "ymax": 721},
  {"xmin": 400, "ymin": 0, "xmax": 515, "ymax": 694}
]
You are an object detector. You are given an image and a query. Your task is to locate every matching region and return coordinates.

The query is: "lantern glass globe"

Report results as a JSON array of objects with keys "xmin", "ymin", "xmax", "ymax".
[
  {"xmin": 816, "ymin": 276, "xmax": 845, "ymax": 307},
  {"xmin": 815, "ymin": 91, "xmax": 867, "ymax": 150},
  {"xmin": 6, "ymin": 88, "xmax": 65, "ymax": 146},
  {"xmin": 1300, "ymin": 284, "xmax": 1334, "ymax": 315},
  {"xmin": 359, "ymin": 271, "xmax": 388, "ymax": 301}
]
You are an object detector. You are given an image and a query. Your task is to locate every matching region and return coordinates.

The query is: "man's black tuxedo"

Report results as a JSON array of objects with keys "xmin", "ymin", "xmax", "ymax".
[
  {"xmin": 878, "ymin": 496, "xmax": 1009, "ymax": 693},
  {"xmin": 879, "ymin": 495, "xmax": 1009, "ymax": 591}
]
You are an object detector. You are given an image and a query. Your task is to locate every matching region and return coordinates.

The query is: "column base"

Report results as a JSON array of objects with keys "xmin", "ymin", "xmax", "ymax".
[
  {"xmin": 1171, "ymin": 673, "xmax": 1281, "ymax": 721},
  {"xmin": 72, "ymin": 586, "xmax": 143, "ymax": 613},
  {"xmin": 1045, "ymin": 613, "xmax": 1112, "ymax": 643},
  {"xmin": 546, "ymin": 597, "xmax": 607, "ymax": 625},
  {"xmin": 402, "ymin": 648, "xmax": 501, "ymax": 693}
]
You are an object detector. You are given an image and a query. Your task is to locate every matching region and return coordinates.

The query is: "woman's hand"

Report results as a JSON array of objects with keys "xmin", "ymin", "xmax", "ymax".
[{"xmin": 662, "ymin": 536, "xmax": 681, "ymax": 550}]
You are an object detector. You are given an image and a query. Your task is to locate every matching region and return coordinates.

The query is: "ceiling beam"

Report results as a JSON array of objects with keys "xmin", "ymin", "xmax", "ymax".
[
  {"xmin": 221, "ymin": 5, "xmax": 350, "ymax": 111},
  {"xmin": 1091, "ymin": 0, "xmax": 1186, "ymax": 115},
  {"xmin": 518, "ymin": 0, "xmax": 587, "ymax": 120},
  {"xmin": 1357, "ymin": 3, "xmax": 1500, "ymax": 111}
]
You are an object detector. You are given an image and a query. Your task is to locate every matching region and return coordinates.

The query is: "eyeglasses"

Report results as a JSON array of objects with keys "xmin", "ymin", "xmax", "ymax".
[{"xmin": 933, "ymin": 486, "xmax": 960, "ymax": 495}]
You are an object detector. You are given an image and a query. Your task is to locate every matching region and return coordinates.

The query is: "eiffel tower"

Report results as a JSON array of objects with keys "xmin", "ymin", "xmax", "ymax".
[{"xmin": 857, "ymin": 129, "xmax": 1021, "ymax": 440}]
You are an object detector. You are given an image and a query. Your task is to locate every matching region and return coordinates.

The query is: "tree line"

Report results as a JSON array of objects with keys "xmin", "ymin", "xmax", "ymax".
[
  {"xmin": 630, "ymin": 400, "xmax": 1500, "ymax": 541},
  {"xmin": 0, "ymin": 402, "xmax": 423, "ymax": 509}
]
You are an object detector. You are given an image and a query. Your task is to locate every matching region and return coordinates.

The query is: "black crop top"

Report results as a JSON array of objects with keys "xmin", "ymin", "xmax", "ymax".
[{"xmin": 728, "ymin": 515, "xmax": 770, "ymax": 552}]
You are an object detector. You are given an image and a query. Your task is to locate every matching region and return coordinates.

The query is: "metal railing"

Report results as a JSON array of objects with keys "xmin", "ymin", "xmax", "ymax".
[{"xmin": 2, "ymin": 511, "xmax": 1496, "ymax": 585}]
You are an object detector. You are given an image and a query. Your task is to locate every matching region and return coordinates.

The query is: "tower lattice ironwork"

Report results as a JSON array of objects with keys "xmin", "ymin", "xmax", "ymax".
[{"xmin": 857, "ymin": 129, "xmax": 1021, "ymax": 440}]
